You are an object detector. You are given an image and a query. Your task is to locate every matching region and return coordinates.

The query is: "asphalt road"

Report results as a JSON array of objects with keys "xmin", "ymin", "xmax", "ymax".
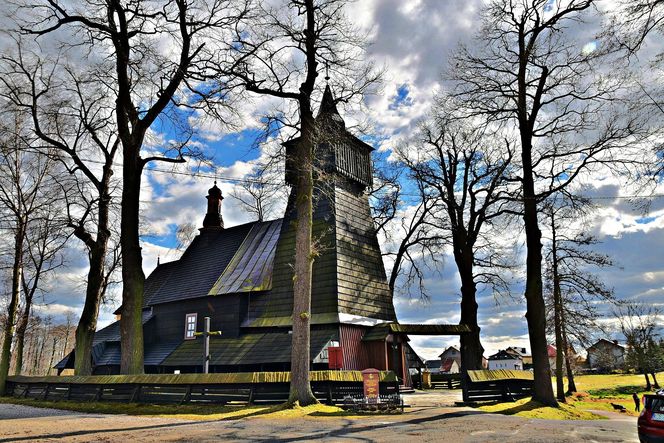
[{"xmin": 0, "ymin": 392, "xmax": 639, "ymax": 443}]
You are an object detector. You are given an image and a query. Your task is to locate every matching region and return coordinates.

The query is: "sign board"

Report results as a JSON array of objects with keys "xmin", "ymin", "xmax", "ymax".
[
  {"xmin": 328, "ymin": 347, "xmax": 343, "ymax": 370},
  {"xmin": 361, "ymin": 368, "xmax": 380, "ymax": 404}
]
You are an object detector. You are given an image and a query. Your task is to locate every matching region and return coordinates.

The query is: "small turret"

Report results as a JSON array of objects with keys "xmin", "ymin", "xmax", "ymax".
[{"xmin": 202, "ymin": 181, "xmax": 224, "ymax": 230}]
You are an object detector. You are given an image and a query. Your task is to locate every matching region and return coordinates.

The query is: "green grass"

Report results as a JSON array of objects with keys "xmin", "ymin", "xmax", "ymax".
[
  {"xmin": 477, "ymin": 372, "xmax": 663, "ymax": 420},
  {"xmin": 478, "ymin": 397, "xmax": 604, "ymax": 420},
  {"xmin": 0, "ymin": 396, "xmax": 363, "ymax": 420}
]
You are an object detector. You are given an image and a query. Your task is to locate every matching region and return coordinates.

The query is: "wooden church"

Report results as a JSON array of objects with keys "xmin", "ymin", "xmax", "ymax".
[{"xmin": 57, "ymin": 87, "xmax": 466, "ymax": 385}]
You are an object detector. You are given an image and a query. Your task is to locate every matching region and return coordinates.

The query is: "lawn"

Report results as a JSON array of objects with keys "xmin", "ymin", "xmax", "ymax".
[
  {"xmin": 478, "ymin": 372, "xmax": 663, "ymax": 420},
  {"xmin": 0, "ymin": 396, "xmax": 357, "ymax": 420},
  {"xmin": 565, "ymin": 372, "xmax": 663, "ymax": 417}
]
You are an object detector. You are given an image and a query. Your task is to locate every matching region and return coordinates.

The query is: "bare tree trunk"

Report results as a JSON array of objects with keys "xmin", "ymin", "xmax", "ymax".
[
  {"xmin": 120, "ymin": 155, "xmax": 145, "ymax": 375},
  {"xmin": 47, "ymin": 337, "xmax": 58, "ymax": 376},
  {"xmin": 0, "ymin": 219, "xmax": 25, "ymax": 395},
  {"xmin": 561, "ymin": 314, "xmax": 577, "ymax": 393},
  {"xmin": 651, "ymin": 373, "xmax": 660, "ymax": 389},
  {"xmin": 645, "ymin": 372, "xmax": 652, "ymax": 390},
  {"xmin": 521, "ymin": 136, "xmax": 557, "ymax": 406},
  {"xmin": 74, "ymin": 194, "xmax": 111, "ymax": 375},
  {"xmin": 456, "ymin": 245, "xmax": 484, "ymax": 371},
  {"xmin": 551, "ymin": 214, "xmax": 566, "ymax": 402},
  {"xmin": 74, "ymin": 248, "xmax": 104, "ymax": 375},
  {"xmin": 13, "ymin": 306, "xmax": 30, "ymax": 375},
  {"xmin": 288, "ymin": 111, "xmax": 317, "ymax": 406}
]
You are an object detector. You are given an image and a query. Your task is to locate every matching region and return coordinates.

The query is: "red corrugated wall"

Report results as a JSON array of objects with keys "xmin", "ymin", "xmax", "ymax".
[
  {"xmin": 365, "ymin": 341, "xmax": 388, "ymax": 370},
  {"xmin": 339, "ymin": 325, "xmax": 369, "ymax": 370}
]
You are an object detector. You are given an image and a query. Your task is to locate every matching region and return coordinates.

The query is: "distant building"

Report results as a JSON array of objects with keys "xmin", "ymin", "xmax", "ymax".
[
  {"xmin": 425, "ymin": 359, "xmax": 443, "ymax": 374},
  {"xmin": 506, "ymin": 346, "xmax": 532, "ymax": 369},
  {"xmin": 488, "ymin": 349, "xmax": 524, "ymax": 370},
  {"xmin": 587, "ymin": 339, "xmax": 625, "ymax": 371},
  {"xmin": 547, "ymin": 344, "xmax": 557, "ymax": 370},
  {"xmin": 439, "ymin": 346, "xmax": 461, "ymax": 371},
  {"xmin": 440, "ymin": 357, "xmax": 460, "ymax": 374}
]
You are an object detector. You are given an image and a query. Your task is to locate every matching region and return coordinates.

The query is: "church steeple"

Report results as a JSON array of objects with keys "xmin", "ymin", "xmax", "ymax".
[
  {"xmin": 317, "ymin": 85, "xmax": 344, "ymax": 127},
  {"xmin": 202, "ymin": 181, "xmax": 224, "ymax": 230}
]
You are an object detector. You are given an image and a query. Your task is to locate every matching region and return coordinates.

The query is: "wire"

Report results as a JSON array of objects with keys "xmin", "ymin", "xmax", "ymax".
[{"xmin": 14, "ymin": 155, "xmax": 664, "ymax": 201}]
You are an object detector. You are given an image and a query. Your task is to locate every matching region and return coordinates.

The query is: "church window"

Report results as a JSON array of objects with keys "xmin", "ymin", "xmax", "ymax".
[{"xmin": 184, "ymin": 313, "xmax": 197, "ymax": 340}]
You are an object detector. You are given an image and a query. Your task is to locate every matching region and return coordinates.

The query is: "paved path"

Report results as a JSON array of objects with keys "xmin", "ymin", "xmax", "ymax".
[{"xmin": 0, "ymin": 393, "xmax": 639, "ymax": 442}]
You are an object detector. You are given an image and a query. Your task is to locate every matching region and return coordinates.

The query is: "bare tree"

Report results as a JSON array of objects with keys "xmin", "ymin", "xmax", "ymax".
[
  {"xmin": 369, "ymin": 160, "xmax": 402, "ymax": 236},
  {"xmin": 0, "ymin": 108, "xmax": 57, "ymax": 394},
  {"xmin": 18, "ymin": 0, "xmax": 246, "ymax": 374},
  {"xmin": 617, "ymin": 303, "xmax": 662, "ymax": 389},
  {"xmin": 13, "ymin": 204, "xmax": 70, "ymax": 375},
  {"xmin": 618, "ymin": 0, "xmax": 664, "ymax": 55},
  {"xmin": 231, "ymin": 162, "xmax": 287, "ymax": 222},
  {"xmin": 222, "ymin": 0, "xmax": 379, "ymax": 405},
  {"xmin": 543, "ymin": 197, "xmax": 615, "ymax": 399},
  {"xmin": 398, "ymin": 105, "xmax": 516, "ymax": 374},
  {"xmin": 618, "ymin": 1, "xmax": 664, "ymax": 179},
  {"xmin": 0, "ymin": 39, "xmax": 125, "ymax": 376},
  {"xmin": 175, "ymin": 223, "xmax": 197, "ymax": 252},
  {"xmin": 449, "ymin": 0, "xmax": 650, "ymax": 405}
]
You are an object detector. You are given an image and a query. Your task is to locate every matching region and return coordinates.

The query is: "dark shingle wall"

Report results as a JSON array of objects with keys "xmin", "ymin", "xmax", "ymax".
[{"xmin": 334, "ymin": 181, "xmax": 396, "ymax": 321}]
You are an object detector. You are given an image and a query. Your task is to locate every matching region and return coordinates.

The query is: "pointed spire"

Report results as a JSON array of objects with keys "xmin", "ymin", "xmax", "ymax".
[{"xmin": 317, "ymin": 85, "xmax": 344, "ymax": 127}]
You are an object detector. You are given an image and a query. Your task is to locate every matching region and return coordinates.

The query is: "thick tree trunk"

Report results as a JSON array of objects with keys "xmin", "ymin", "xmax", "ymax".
[
  {"xmin": 644, "ymin": 372, "xmax": 652, "ymax": 390},
  {"xmin": 651, "ymin": 373, "xmax": 660, "ymax": 390},
  {"xmin": 551, "ymin": 216, "xmax": 565, "ymax": 402},
  {"xmin": 521, "ymin": 138, "xmax": 557, "ymax": 406},
  {"xmin": 13, "ymin": 305, "xmax": 30, "ymax": 375},
  {"xmin": 74, "ymin": 207, "xmax": 110, "ymax": 375},
  {"xmin": 455, "ymin": 244, "xmax": 484, "ymax": 371},
  {"xmin": 0, "ymin": 220, "xmax": 25, "ymax": 395},
  {"xmin": 288, "ymin": 114, "xmax": 317, "ymax": 406},
  {"xmin": 120, "ymin": 155, "xmax": 145, "ymax": 375}
]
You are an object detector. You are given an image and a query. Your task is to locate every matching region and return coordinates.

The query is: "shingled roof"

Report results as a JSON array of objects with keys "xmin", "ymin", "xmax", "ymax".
[
  {"xmin": 162, "ymin": 328, "xmax": 337, "ymax": 366},
  {"xmin": 209, "ymin": 219, "xmax": 282, "ymax": 295},
  {"xmin": 55, "ymin": 310, "xmax": 156, "ymax": 369},
  {"xmin": 144, "ymin": 222, "xmax": 255, "ymax": 306}
]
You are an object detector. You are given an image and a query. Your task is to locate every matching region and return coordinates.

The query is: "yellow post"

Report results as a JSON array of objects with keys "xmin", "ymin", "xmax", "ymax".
[{"xmin": 422, "ymin": 370, "xmax": 432, "ymax": 389}]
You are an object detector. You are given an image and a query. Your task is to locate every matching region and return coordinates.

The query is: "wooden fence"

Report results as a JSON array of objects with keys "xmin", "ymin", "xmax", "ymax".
[
  {"xmin": 6, "ymin": 371, "xmax": 399, "ymax": 406},
  {"xmin": 464, "ymin": 370, "xmax": 533, "ymax": 402},
  {"xmin": 430, "ymin": 373, "xmax": 462, "ymax": 389}
]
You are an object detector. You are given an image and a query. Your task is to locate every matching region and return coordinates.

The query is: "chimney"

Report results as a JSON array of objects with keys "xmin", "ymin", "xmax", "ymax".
[
  {"xmin": 613, "ymin": 340, "xmax": 618, "ymax": 345},
  {"xmin": 202, "ymin": 181, "xmax": 224, "ymax": 230}
]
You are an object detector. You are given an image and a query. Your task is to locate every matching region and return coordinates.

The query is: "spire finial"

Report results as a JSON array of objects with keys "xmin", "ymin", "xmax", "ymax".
[
  {"xmin": 325, "ymin": 62, "xmax": 330, "ymax": 82},
  {"xmin": 157, "ymin": 255, "xmax": 160, "ymax": 266}
]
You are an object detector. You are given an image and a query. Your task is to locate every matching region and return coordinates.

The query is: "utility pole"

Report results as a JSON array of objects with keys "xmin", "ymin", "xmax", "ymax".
[{"xmin": 194, "ymin": 317, "xmax": 221, "ymax": 374}]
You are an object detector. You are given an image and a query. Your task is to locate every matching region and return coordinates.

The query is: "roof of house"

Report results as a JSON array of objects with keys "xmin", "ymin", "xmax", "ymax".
[
  {"xmin": 505, "ymin": 347, "xmax": 529, "ymax": 357},
  {"xmin": 587, "ymin": 338, "xmax": 625, "ymax": 351},
  {"xmin": 547, "ymin": 344, "xmax": 557, "ymax": 358},
  {"xmin": 489, "ymin": 349, "xmax": 523, "ymax": 361},
  {"xmin": 441, "ymin": 357, "xmax": 458, "ymax": 372},
  {"xmin": 439, "ymin": 345, "xmax": 460, "ymax": 358}
]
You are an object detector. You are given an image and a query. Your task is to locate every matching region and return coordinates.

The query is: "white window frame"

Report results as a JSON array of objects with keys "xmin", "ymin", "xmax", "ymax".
[{"xmin": 184, "ymin": 313, "xmax": 197, "ymax": 340}]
